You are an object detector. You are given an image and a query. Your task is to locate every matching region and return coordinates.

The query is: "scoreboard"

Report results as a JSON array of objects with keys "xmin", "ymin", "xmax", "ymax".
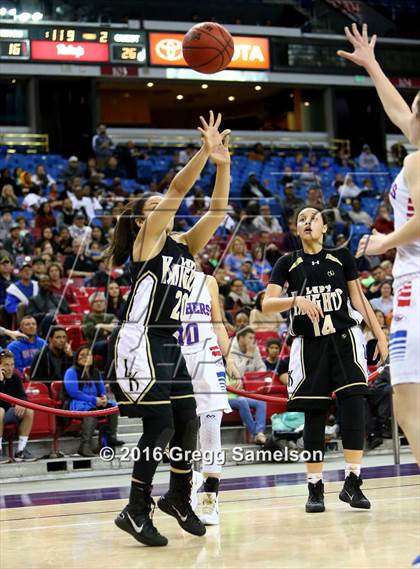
[{"xmin": 0, "ymin": 25, "xmax": 147, "ymax": 64}]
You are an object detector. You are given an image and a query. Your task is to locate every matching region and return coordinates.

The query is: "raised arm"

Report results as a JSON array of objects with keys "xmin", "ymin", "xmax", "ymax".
[
  {"xmin": 356, "ymin": 152, "xmax": 420, "ymax": 256},
  {"xmin": 337, "ymin": 23, "xmax": 414, "ymax": 143},
  {"xmin": 182, "ymin": 116, "xmax": 231, "ymax": 255},
  {"xmin": 134, "ymin": 111, "xmax": 226, "ymax": 261}
]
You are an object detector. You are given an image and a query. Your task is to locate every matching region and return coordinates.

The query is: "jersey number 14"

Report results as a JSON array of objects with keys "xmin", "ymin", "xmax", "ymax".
[{"xmin": 312, "ymin": 314, "xmax": 336, "ymax": 336}]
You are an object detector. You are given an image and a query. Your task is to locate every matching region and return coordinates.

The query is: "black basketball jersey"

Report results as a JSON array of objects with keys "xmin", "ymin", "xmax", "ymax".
[
  {"xmin": 122, "ymin": 235, "xmax": 196, "ymax": 336},
  {"xmin": 269, "ymin": 247, "xmax": 362, "ymax": 338}
]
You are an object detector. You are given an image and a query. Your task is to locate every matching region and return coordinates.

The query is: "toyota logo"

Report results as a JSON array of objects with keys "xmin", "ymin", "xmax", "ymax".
[{"xmin": 156, "ymin": 38, "xmax": 183, "ymax": 61}]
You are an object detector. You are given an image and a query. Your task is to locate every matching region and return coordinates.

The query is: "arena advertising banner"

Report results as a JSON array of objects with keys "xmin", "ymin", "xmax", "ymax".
[{"xmin": 149, "ymin": 32, "xmax": 270, "ymax": 70}]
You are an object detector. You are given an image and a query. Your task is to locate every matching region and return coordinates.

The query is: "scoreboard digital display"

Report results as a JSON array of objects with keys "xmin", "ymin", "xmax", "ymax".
[{"xmin": 0, "ymin": 25, "xmax": 146, "ymax": 64}]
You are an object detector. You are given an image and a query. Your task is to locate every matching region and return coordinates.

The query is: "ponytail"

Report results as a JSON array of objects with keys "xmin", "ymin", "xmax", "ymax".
[{"xmin": 105, "ymin": 192, "xmax": 162, "ymax": 267}]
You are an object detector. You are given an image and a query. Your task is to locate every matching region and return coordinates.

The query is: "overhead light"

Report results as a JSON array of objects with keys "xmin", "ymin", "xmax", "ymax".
[
  {"xmin": 146, "ymin": 82, "xmax": 154, "ymax": 87},
  {"xmin": 7, "ymin": 8, "xmax": 16, "ymax": 16},
  {"xmin": 31, "ymin": 11, "xmax": 43, "ymax": 21},
  {"xmin": 17, "ymin": 12, "xmax": 31, "ymax": 22},
  {"xmin": 304, "ymin": 101, "xmax": 310, "ymax": 107},
  {"xmin": 254, "ymin": 85, "xmax": 262, "ymax": 91},
  {"xmin": 201, "ymin": 83, "xmax": 208, "ymax": 89},
  {"xmin": 289, "ymin": 92, "xmax": 294, "ymax": 98},
  {"xmin": 176, "ymin": 94, "xmax": 184, "ymax": 100},
  {"xmin": 11, "ymin": 78, "xmax": 16, "ymax": 84},
  {"xmin": 0, "ymin": 7, "xmax": 7, "ymax": 16},
  {"xmin": 228, "ymin": 96, "xmax": 235, "ymax": 101}
]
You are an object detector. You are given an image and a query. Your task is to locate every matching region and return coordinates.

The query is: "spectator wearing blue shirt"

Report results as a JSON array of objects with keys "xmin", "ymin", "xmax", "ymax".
[
  {"xmin": 7, "ymin": 315, "xmax": 46, "ymax": 373},
  {"xmin": 5, "ymin": 264, "xmax": 39, "ymax": 317},
  {"xmin": 63, "ymin": 345, "xmax": 121, "ymax": 457},
  {"xmin": 224, "ymin": 237, "xmax": 252, "ymax": 278},
  {"xmin": 238, "ymin": 260, "xmax": 265, "ymax": 294}
]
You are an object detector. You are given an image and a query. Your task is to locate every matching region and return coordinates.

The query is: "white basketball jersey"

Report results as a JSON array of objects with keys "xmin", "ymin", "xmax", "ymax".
[
  {"xmin": 179, "ymin": 272, "xmax": 218, "ymax": 354},
  {"xmin": 389, "ymin": 168, "xmax": 420, "ymax": 281}
]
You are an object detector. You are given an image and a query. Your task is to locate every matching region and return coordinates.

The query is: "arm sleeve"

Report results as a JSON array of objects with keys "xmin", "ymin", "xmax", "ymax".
[
  {"xmin": 5, "ymin": 293, "xmax": 19, "ymax": 314},
  {"xmin": 64, "ymin": 368, "xmax": 97, "ymax": 406},
  {"xmin": 269, "ymin": 255, "xmax": 290, "ymax": 287},
  {"xmin": 340, "ymin": 248, "xmax": 359, "ymax": 281}
]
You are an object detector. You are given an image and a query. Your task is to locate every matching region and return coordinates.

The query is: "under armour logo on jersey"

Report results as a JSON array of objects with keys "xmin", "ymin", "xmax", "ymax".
[
  {"xmin": 312, "ymin": 261, "xmax": 320, "ymax": 266},
  {"xmin": 328, "ymin": 270, "xmax": 335, "ymax": 277}
]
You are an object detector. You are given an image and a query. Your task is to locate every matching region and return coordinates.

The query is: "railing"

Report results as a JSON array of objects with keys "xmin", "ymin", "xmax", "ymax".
[{"xmin": 0, "ymin": 133, "xmax": 49, "ymax": 153}]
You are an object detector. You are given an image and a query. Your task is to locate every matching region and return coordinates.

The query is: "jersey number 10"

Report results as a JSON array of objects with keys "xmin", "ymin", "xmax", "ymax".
[{"xmin": 312, "ymin": 314, "xmax": 336, "ymax": 337}]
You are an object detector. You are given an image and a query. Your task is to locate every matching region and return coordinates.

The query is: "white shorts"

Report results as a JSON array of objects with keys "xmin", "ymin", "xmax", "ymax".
[
  {"xmin": 390, "ymin": 277, "xmax": 420, "ymax": 386},
  {"xmin": 182, "ymin": 343, "xmax": 231, "ymax": 415}
]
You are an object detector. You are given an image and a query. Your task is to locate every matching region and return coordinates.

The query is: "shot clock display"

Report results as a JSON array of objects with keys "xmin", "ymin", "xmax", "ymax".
[{"xmin": 0, "ymin": 24, "xmax": 146, "ymax": 64}]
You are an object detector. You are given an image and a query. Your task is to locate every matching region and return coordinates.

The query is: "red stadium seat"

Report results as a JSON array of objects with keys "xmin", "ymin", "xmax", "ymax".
[
  {"xmin": 85, "ymin": 287, "xmax": 105, "ymax": 296},
  {"xmin": 243, "ymin": 371, "xmax": 279, "ymax": 393},
  {"xmin": 56, "ymin": 314, "xmax": 84, "ymax": 326},
  {"xmin": 25, "ymin": 382, "xmax": 57, "ymax": 446},
  {"xmin": 65, "ymin": 325, "xmax": 85, "ymax": 351},
  {"xmin": 120, "ymin": 286, "xmax": 130, "ymax": 296},
  {"xmin": 255, "ymin": 331, "xmax": 280, "ymax": 344}
]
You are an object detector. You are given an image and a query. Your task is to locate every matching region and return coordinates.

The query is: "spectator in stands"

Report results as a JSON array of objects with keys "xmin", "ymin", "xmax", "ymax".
[
  {"xmin": 63, "ymin": 239, "xmax": 97, "ymax": 279},
  {"xmin": 31, "ymin": 258, "xmax": 47, "ymax": 281},
  {"xmin": 365, "ymin": 265, "xmax": 388, "ymax": 300},
  {"xmin": 30, "ymin": 326, "xmax": 73, "ymax": 389},
  {"xmin": 338, "ymin": 174, "xmax": 363, "ymax": 200},
  {"xmin": 373, "ymin": 205, "xmax": 394, "ymax": 234},
  {"xmin": 27, "ymin": 274, "xmax": 71, "ymax": 335},
  {"xmin": 61, "ymin": 156, "xmax": 84, "ymax": 184},
  {"xmin": 224, "ymin": 236, "xmax": 252, "ymax": 277},
  {"xmin": 7, "ymin": 315, "xmax": 46, "ymax": 373},
  {"xmin": 241, "ymin": 173, "xmax": 272, "ymax": 202},
  {"xmin": 361, "ymin": 178, "xmax": 376, "ymax": 197},
  {"xmin": 305, "ymin": 186, "xmax": 324, "ymax": 208},
  {"xmin": 335, "ymin": 147, "xmax": 355, "ymax": 169},
  {"xmin": 106, "ymin": 281, "xmax": 124, "ymax": 318},
  {"xmin": 250, "ymin": 243, "xmax": 272, "ymax": 281},
  {"xmin": 31, "ymin": 165, "xmax": 55, "ymax": 190},
  {"xmin": 0, "ymin": 168, "xmax": 15, "ymax": 192},
  {"xmin": 263, "ymin": 338, "xmax": 282, "ymax": 371},
  {"xmin": 63, "ymin": 345, "xmax": 120, "ymax": 457},
  {"xmin": 22, "ymin": 185, "xmax": 46, "ymax": 212},
  {"xmin": 92, "ymin": 124, "xmax": 113, "ymax": 169},
  {"xmin": 370, "ymin": 282, "xmax": 393, "ymax": 317},
  {"xmin": 83, "ymin": 292, "xmax": 117, "ymax": 359},
  {"xmin": 332, "ymin": 173, "xmax": 345, "ymax": 192},
  {"xmin": 252, "ymin": 203, "xmax": 283, "ymax": 233},
  {"xmin": 103, "ymin": 156, "xmax": 126, "ymax": 179},
  {"xmin": 248, "ymin": 143, "xmax": 267, "ymax": 161},
  {"xmin": 47, "ymin": 263, "xmax": 76, "ymax": 305},
  {"xmin": 228, "ymin": 327, "xmax": 267, "ymax": 444},
  {"xmin": 235, "ymin": 208, "xmax": 258, "ymax": 237},
  {"xmin": 281, "ymin": 183, "xmax": 304, "ymax": 219},
  {"xmin": 69, "ymin": 213, "xmax": 92, "ymax": 242},
  {"xmin": 57, "ymin": 198, "xmax": 75, "ymax": 229},
  {"xmin": 0, "ymin": 349, "xmax": 35, "ymax": 462},
  {"xmin": 19, "ymin": 171, "xmax": 36, "ymax": 196},
  {"xmin": 4, "ymin": 223, "xmax": 33, "ymax": 257},
  {"xmin": 187, "ymin": 189, "xmax": 210, "ymax": 217},
  {"xmin": 0, "ymin": 255, "xmax": 15, "ymax": 312},
  {"xmin": 34, "ymin": 202, "xmax": 56, "ymax": 231},
  {"xmin": 81, "ymin": 185, "xmax": 102, "ymax": 221},
  {"xmin": 5, "ymin": 263, "xmax": 38, "ymax": 318},
  {"xmin": 365, "ymin": 364, "xmax": 391, "ymax": 450},
  {"xmin": 178, "ymin": 144, "xmax": 197, "ymax": 166},
  {"xmin": 348, "ymin": 198, "xmax": 373, "ymax": 226},
  {"xmin": 35, "ymin": 227, "xmax": 57, "ymax": 255},
  {"xmin": 238, "ymin": 260, "xmax": 264, "ymax": 294},
  {"xmin": 299, "ymin": 163, "xmax": 317, "ymax": 187},
  {"xmin": 258, "ymin": 231, "xmax": 282, "ymax": 266},
  {"xmin": 390, "ymin": 142, "xmax": 407, "ymax": 167},
  {"xmin": 250, "ymin": 290, "xmax": 285, "ymax": 332},
  {"xmin": 56, "ymin": 226, "xmax": 73, "ymax": 255},
  {"xmin": 380, "ymin": 259, "xmax": 393, "ymax": 280},
  {"xmin": 234, "ymin": 310, "xmax": 250, "ymax": 332},
  {"xmin": 282, "ymin": 218, "xmax": 301, "ymax": 252},
  {"xmin": 225, "ymin": 279, "xmax": 253, "ymax": 310},
  {"xmin": 0, "ymin": 185, "xmax": 19, "ymax": 212},
  {"xmin": 358, "ymin": 144, "xmax": 379, "ymax": 171},
  {"xmin": 0, "ymin": 209, "xmax": 14, "ymax": 242},
  {"xmin": 281, "ymin": 167, "xmax": 294, "ymax": 187},
  {"xmin": 213, "ymin": 266, "xmax": 230, "ymax": 297}
]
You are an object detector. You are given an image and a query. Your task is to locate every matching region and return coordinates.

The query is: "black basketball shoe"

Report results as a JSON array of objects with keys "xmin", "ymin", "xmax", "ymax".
[
  {"xmin": 305, "ymin": 480, "xmax": 325, "ymax": 513},
  {"xmin": 115, "ymin": 484, "xmax": 168, "ymax": 546},
  {"xmin": 158, "ymin": 471, "xmax": 206, "ymax": 536},
  {"xmin": 339, "ymin": 472, "xmax": 371, "ymax": 509}
]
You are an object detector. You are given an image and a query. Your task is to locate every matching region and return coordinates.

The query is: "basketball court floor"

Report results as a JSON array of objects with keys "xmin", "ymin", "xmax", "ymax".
[{"xmin": 1, "ymin": 453, "xmax": 419, "ymax": 569}]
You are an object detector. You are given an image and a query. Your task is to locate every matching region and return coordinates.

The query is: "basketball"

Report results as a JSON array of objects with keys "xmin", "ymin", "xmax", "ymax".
[{"xmin": 182, "ymin": 22, "xmax": 234, "ymax": 74}]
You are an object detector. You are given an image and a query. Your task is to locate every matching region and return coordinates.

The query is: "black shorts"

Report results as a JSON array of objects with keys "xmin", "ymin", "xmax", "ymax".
[
  {"xmin": 287, "ymin": 326, "xmax": 368, "ymax": 411},
  {"xmin": 111, "ymin": 326, "xmax": 196, "ymax": 418}
]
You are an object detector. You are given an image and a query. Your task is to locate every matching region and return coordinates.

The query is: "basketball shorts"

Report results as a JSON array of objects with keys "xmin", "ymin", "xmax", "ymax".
[
  {"xmin": 113, "ymin": 323, "xmax": 196, "ymax": 418},
  {"xmin": 390, "ymin": 276, "xmax": 420, "ymax": 386},
  {"xmin": 287, "ymin": 326, "xmax": 368, "ymax": 411},
  {"xmin": 182, "ymin": 343, "xmax": 231, "ymax": 416}
]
